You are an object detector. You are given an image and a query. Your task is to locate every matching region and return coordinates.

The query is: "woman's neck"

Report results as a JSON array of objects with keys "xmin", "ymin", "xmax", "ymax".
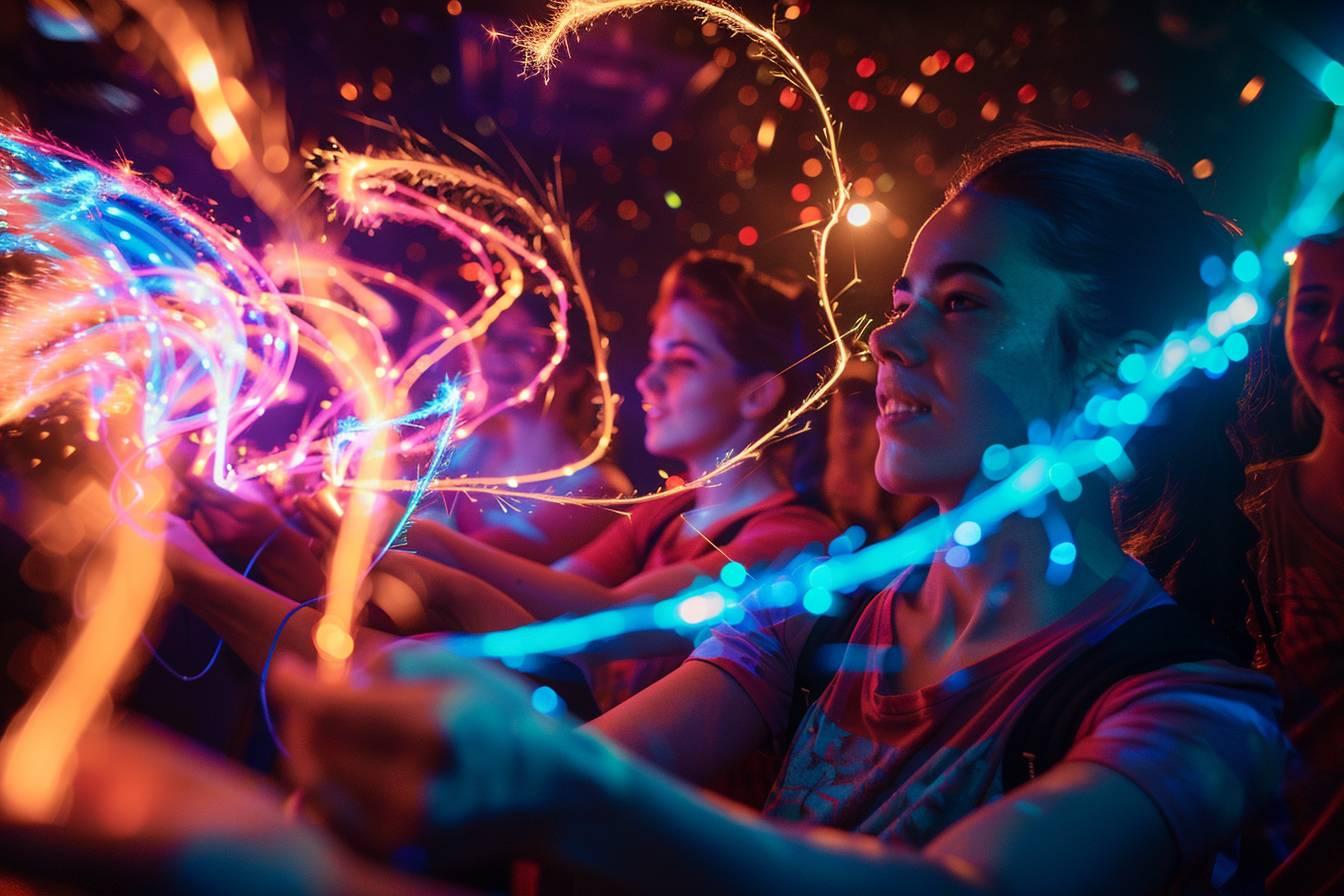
[
  {"xmin": 1293, "ymin": 423, "xmax": 1344, "ymax": 540},
  {"xmin": 902, "ymin": 488, "xmax": 1129, "ymax": 670},
  {"xmin": 687, "ymin": 458, "xmax": 790, "ymax": 519}
]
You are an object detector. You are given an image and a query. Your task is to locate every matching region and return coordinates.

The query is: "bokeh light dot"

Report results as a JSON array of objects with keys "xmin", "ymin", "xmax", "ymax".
[
  {"xmin": 1049, "ymin": 542, "xmax": 1078, "ymax": 566},
  {"xmin": 719, "ymin": 561, "xmax": 747, "ymax": 588},
  {"xmin": 953, "ymin": 521, "xmax": 982, "ymax": 546},
  {"xmin": 1232, "ymin": 250, "xmax": 1261, "ymax": 283}
]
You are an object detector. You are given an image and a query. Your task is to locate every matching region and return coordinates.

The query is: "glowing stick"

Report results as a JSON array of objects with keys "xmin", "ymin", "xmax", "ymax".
[
  {"xmin": 112, "ymin": 0, "xmax": 312, "ymax": 236},
  {"xmin": 0, "ymin": 465, "xmax": 168, "ymax": 821}
]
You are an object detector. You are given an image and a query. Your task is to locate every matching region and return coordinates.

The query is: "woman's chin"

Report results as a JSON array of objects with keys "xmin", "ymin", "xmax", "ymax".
[
  {"xmin": 643, "ymin": 430, "xmax": 672, "ymax": 458},
  {"xmin": 875, "ymin": 454, "xmax": 961, "ymax": 503}
]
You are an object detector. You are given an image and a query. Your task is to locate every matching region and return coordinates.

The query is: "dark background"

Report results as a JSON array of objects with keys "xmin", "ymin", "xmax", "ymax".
[{"xmin": 2, "ymin": 0, "xmax": 1341, "ymax": 488}]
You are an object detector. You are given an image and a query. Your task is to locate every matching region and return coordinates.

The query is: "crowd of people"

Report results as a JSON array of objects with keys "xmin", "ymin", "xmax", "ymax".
[{"xmin": 0, "ymin": 123, "xmax": 1340, "ymax": 895}]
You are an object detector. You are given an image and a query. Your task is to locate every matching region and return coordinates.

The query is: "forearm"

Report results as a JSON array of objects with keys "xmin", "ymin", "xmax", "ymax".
[
  {"xmin": 183, "ymin": 565, "xmax": 393, "ymax": 672},
  {"xmin": 250, "ymin": 525, "xmax": 326, "ymax": 601},
  {"xmin": 556, "ymin": 744, "xmax": 985, "ymax": 896},
  {"xmin": 391, "ymin": 558, "xmax": 537, "ymax": 634},
  {"xmin": 394, "ymin": 520, "xmax": 620, "ymax": 619}
]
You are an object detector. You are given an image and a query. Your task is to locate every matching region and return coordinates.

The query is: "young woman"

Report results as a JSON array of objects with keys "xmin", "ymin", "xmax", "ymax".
[
  {"xmin": 166, "ymin": 251, "xmax": 839, "ymax": 710},
  {"xmin": 410, "ymin": 293, "xmax": 632, "ymax": 562},
  {"xmin": 270, "ymin": 127, "xmax": 1287, "ymax": 895},
  {"xmin": 1241, "ymin": 230, "xmax": 1344, "ymax": 896}
]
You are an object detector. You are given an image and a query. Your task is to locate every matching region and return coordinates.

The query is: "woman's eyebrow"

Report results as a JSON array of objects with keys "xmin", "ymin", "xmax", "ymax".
[
  {"xmin": 892, "ymin": 262, "xmax": 1004, "ymax": 299},
  {"xmin": 932, "ymin": 261, "xmax": 1005, "ymax": 286},
  {"xmin": 1293, "ymin": 283, "xmax": 1331, "ymax": 295},
  {"xmin": 652, "ymin": 338, "xmax": 709, "ymax": 356}
]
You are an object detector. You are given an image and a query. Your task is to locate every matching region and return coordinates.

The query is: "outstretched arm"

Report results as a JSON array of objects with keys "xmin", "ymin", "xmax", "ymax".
[
  {"xmin": 164, "ymin": 515, "xmax": 397, "ymax": 671},
  {"xmin": 277, "ymin": 651, "xmax": 1185, "ymax": 896},
  {"xmin": 299, "ymin": 494, "xmax": 707, "ymax": 621}
]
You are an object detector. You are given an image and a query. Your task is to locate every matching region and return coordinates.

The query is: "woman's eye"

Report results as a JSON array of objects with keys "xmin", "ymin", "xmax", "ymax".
[
  {"xmin": 1293, "ymin": 299, "xmax": 1328, "ymax": 316},
  {"xmin": 943, "ymin": 292, "xmax": 983, "ymax": 312},
  {"xmin": 885, "ymin": 303, "xmax": 911, "ymax": 323}
]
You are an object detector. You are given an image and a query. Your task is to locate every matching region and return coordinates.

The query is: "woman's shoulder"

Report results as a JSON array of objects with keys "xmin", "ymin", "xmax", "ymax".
[{"xmin": 592, "ymin": 460, "xmax": 634, "ymax": 497}]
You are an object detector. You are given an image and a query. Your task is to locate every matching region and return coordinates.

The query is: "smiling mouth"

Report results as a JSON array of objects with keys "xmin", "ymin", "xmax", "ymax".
[
  {"xmin": 877, "ymin": 392, "xmax": 931, "ymax": 418},
  {"xmin": 642, "ymin": 402, "xmax": 665, "ymax": 420}
]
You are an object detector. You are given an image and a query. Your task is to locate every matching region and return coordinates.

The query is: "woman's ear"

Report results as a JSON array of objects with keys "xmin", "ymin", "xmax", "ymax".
[
  {"xmin": 737, "ymin": 371, "xmax": 787, "ymax": 422},
  {"xmin": 1074, "ymin": 329, "xmax": 1157, "ymax": 398}
]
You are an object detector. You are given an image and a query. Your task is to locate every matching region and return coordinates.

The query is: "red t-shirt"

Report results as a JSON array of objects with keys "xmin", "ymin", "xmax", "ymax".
[
  {"xmin": 1246, "ymin": 463, "xmax": 1344, "ymax": 895},
  {"xmin": 568, "ymin": 489, "xmax": 839, "ymax": 709},
  {"xmin": 692, "ymin": 558, "xmax": 1285, "ymax": 876}
]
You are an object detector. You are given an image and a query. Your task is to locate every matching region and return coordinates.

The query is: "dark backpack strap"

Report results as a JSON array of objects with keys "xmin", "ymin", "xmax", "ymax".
[{"xmin": 1002, "ymin": 603, "xmax": 1244, "ymax": 791}]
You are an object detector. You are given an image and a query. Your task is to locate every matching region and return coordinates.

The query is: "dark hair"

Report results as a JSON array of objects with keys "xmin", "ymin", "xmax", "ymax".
[
  {"xmin": 949, "ymin": 125, "xmax": 1256, "ymax": 656},
  {"xmin": 652, "ymin": 250, "xmax": 830, "ymax": 503},
  {"xmin": 1238, "ymin": 229, "xmax": 1338, "ymax": 464}
]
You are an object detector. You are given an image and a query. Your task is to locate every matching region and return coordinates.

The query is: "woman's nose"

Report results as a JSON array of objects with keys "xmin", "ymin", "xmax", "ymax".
[
  {"xmin": 869, "ymin": 302, "xmax": 928, "ymax": 368},
  {"xmin": 635, "ymin": 363, "xmax": 661, "ymax": 398},
  {"xmin": 1321, "ymin": 299, "xmax": 1344, "ymax": 347}
]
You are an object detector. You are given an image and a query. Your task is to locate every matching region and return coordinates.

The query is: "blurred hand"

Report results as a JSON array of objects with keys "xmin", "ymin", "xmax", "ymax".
[
  {"xmin": 180, "ymin": 475, "xmax": 290, "ymax": 564},
  {"xmin": 160, "ymin": 512, "xmax": 234, "ymax": 590},
  {"xmin": 0, "ymin": 721, "xmax": 463, "ymax": 895},
  {"xmin": 274, "ymin": 647, "xmax": 614, "ymax": 868},
  {"xmin": 293, "ymin": 488, "xmax": 406, "ymax": 560},
  {"xmin": 292, "ymin": 489, "xmax": 342, "ymax": 558}
]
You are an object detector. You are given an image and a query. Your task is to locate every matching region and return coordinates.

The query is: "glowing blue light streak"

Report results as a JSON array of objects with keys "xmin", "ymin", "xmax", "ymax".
[
  {"xmin": 372, "ymin": 379, "xmax": 465, "ymax": 561},
  {"xmin": 412, "ymin": 243, "xmax": 1283, "ymax": 666}
]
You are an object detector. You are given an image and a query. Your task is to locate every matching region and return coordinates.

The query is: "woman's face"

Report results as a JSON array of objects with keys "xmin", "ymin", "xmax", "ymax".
[
  {"xmin": 1286, "ymin": 241, "xmax": 1344, "ymax": 434},
  {"xmin": 636, "ymin": 301, "xmax": 759, "ymax": 470},
  {"xmin": 479, "ymin": 306, "xmax": 553, "ymax": 404},
  {"xmin": 868, "ymin": 193, "xmax": 1079, "ymax": 507}
]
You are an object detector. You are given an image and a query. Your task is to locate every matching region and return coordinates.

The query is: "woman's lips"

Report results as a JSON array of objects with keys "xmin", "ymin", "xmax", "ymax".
[{"xmin": 875, "ymin": 387, "xmax": 931, "ymax": 432}]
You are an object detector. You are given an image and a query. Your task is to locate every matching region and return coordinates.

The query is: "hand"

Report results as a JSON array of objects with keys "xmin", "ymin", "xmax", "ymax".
[
  {"xmin": 161, "ymin": 512, "xmax": 233, "ymax": 588},
  {"xmin": 292, "ymin": 489, "xmax": 342, "ymax": 558},
  {"xmin": 274, "ymin": 648, "xmax": 619, "ymax": 869},
  {"xmin": 180, "ymin": 475, "xmax": 291, "ymax": 564},
  {"xmin": 293, "ymin": 487, "xmax": 407, "ymax": 560},
  {"xmin": 0, "ymin": 720, "xmax": 462, "ymax": 895}
]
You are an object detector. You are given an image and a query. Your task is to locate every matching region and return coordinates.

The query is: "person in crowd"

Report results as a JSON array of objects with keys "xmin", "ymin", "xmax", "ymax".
[
  {"xmin": 266, "ymin": 126, "xmax": 1288, "ymax": 896},
  {"xmin": 1240, "ymin": 229, "xmax": 1344, "ymax": 896}
]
